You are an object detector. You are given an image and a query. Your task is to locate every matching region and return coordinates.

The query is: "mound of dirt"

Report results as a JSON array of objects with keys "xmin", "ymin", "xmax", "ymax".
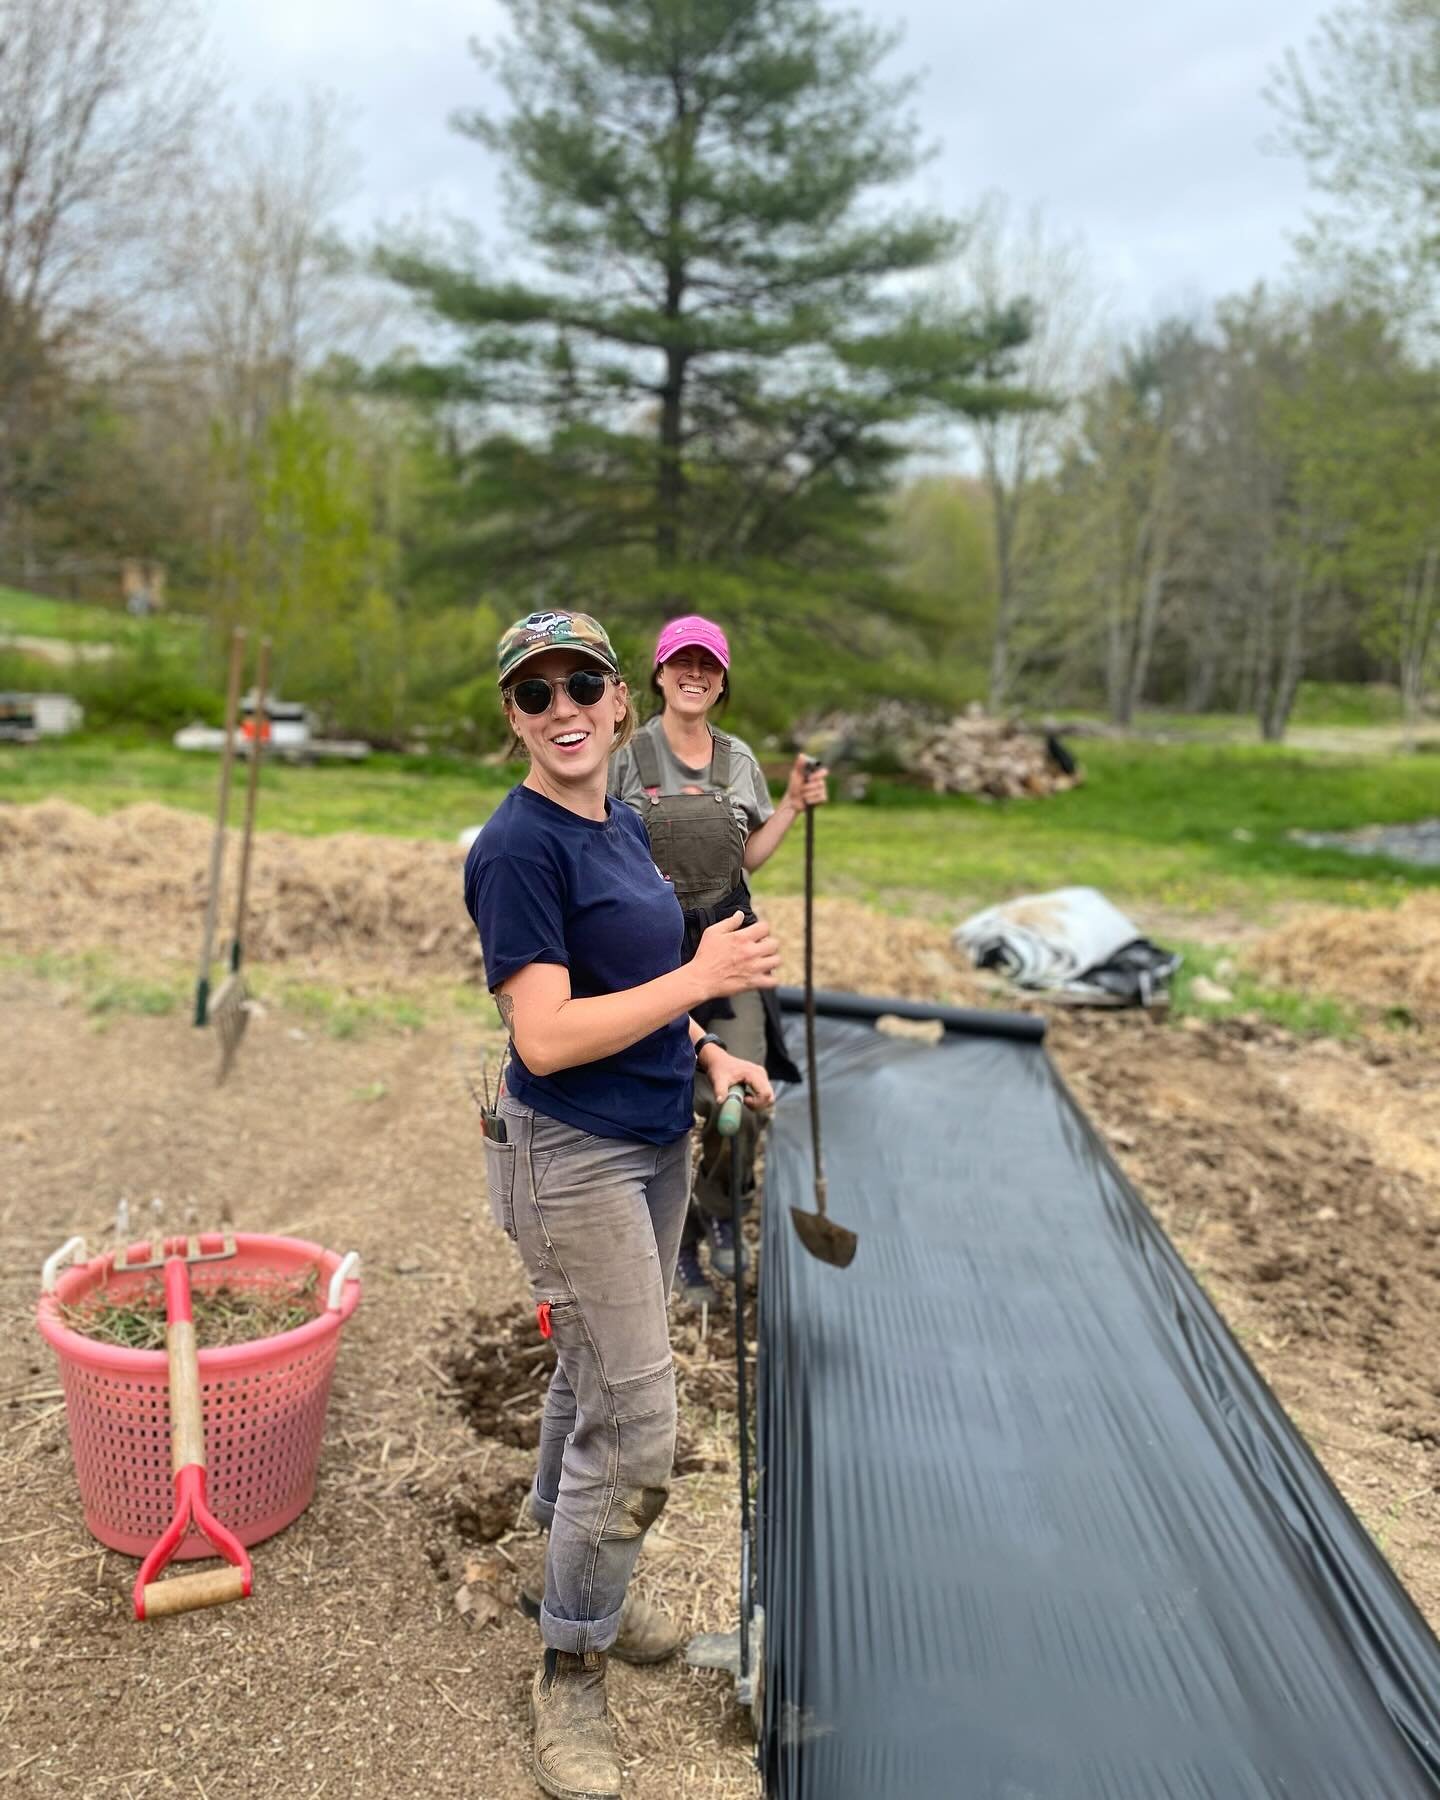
[
  {"xmin": 0, "ymin": 801, "xmax": 984, "ymax": 1007},
  {"xmin": 759, "ymin": 894, "xmax": 984, "ymax": 1006},
  {"xmin": 0, "ymin": 798, "xmax": 482, "ymax": 974},
  {"xmin": 1248, "ymin": 892, "xmax": 1440, "ymax": 1018}
]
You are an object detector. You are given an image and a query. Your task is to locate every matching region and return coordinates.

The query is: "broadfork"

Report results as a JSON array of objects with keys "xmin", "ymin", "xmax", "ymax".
[{"xmin": 119, "ymin": 1232, "xmax": 254, "ymax": 1620}]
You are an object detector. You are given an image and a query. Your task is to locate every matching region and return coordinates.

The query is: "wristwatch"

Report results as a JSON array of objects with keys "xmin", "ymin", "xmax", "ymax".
[{"xmin": 693, "ymin": 1033, "xmax": 727, "ymax": 1061}]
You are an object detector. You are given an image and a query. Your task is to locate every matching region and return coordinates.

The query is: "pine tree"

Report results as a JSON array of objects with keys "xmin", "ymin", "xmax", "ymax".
[{"xmin": 378, "ymin": 0, "xmax": 1026, "ymax": 684}]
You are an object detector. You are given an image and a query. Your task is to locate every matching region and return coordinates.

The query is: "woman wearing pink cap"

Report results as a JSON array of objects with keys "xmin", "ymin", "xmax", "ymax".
[{"xmin": 610, "ymin": 614, "xmax": 828, "ymax": 1306}]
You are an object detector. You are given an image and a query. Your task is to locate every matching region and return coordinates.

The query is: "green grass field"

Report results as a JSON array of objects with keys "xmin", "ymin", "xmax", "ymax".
[
  {"xmin": 815, "ymin": 742, "xmax": 1440, "ymax": 916},
  {"xmin": 0, "ymin": 584, "xmax": 203, "ymax": 652},
  {"xmin": 0, "ymin": 740, "xmax": 511, "ymax": 836},
  {"xmin": 4, "ymin": 734, "xmax": 1437, "ymax": 921}
]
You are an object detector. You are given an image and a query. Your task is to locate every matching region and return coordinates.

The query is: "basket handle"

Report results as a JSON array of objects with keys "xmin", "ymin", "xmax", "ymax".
[
  {"xmin": 327, "ymin": 1251, "xmax": 360, "ymax": 1312},
  {"xmin": 42, "ymin": 1237, "xmax": 87, "ymax": 1293}
]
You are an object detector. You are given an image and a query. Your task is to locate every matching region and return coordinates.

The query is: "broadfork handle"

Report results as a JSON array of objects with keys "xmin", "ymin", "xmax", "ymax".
[
  {"xmin": 141, "ymin": 1565, "xmax": 248, "ymax": 1619},
  {"xmin": 229, "ymin": 635, "xmax": 270, "ymax": 970},
  {"xmin": 164, "ymin": 1260, "xmax": 206, "ymax": 1474},
  {"xmin": 195, "ymin": 626, "xmax": 247, "ymax": 1019}
]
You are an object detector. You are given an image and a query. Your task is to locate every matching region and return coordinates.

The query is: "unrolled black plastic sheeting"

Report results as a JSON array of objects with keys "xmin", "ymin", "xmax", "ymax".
[{"xmin": 758, "ymin": 1013, "xmax": 1440, "ymax": 1798}]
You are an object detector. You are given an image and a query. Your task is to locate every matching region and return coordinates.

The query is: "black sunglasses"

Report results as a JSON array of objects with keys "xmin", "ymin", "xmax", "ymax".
[{"xmin": 506, "ymin": 668, "xmax": 613, "ymax": 716}]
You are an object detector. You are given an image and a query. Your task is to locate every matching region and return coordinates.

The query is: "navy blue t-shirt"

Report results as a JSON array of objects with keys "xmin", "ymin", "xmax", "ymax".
[{"xmin": 463, "ymin": 783, "xmax": 693, "ymax": 1145}]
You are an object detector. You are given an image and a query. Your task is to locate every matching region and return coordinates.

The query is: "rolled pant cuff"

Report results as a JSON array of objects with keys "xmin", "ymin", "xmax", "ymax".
[
  {"xmin": 528, "ymin": 1482, "xmax": 557, "ymax": 1531},
  {"xmin": 541, "ymin": 1597, "xmax": 624, "ymax": 1655}
]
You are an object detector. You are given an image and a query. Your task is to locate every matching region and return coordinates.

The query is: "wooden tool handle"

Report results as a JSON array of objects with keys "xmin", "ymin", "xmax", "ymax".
[
  {"xmin": 142, "ymin": 1565, "xmax": 247, "ymax": 1618},
  {"xmin": 230, "ymin": 636, "xmax": 270, "ymax": 965},
  {"xmin": 804, "ymin": 800, "xmax": 825, "ymax": 1199},
  {"xmin": 166, "ymin": 1318, "xmax": 205, "ymax": 1472},
  {"xmin": 195, "ymin": 627, "xmax": 247, "ymax": 1019}
]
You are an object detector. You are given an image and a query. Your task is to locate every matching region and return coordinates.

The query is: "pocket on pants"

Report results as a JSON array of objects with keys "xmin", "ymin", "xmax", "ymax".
[
  {"xmin": 610, "ymin": 1359, "xmax": 675, "ymax": 1424},
  {"xmin": 529, "ymin": 1110, "xmax": 603, "ymax": 1162},
  {"xmin": 483, "ymin": 1137, "xmax": 517, "ymax": 1240}
]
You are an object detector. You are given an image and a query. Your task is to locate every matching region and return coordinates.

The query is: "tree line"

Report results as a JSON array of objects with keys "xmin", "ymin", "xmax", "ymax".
[{"xmin": 1, "ymin": 0, "xmax": 1435, "ymax": 747}]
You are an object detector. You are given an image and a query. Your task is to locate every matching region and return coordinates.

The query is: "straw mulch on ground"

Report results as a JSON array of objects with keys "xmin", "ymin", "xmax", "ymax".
[
  {"xmin": 1248, "ymin": 892, "xmax": 1440, "ymax": 1019},
  {"xmin": 0, "ymin": 799, "xmax": 481, "ymax": 974}
]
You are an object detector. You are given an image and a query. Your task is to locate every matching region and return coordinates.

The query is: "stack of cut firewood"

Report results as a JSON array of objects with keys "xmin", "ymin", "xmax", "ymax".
[
  {"xmin": 912, "ymin": 707, "xmax": 1081, "ymax": 798},
  {"xmin": 798, "ymin": 702, "xmax": 1081, "ymax": 799}
]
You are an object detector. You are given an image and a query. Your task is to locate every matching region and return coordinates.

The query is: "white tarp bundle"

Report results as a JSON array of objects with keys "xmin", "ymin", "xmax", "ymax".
[{"xmin": 953, "ymin": 886, "xmax": 1179, "ymax": 1006}]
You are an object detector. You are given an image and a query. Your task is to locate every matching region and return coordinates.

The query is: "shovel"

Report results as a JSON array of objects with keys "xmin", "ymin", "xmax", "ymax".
[
  {"xmin": 127, "ymin": 1234, "xmax": 254, "ymax": 1620},
  {"xmin": 212, "ymin": 636, "xmax": 270, "ymax": 1080},
  {"xmin": 193, "ymin": 628, "xmax": 247, "ymax": 1027},
  {"xmin": 789, "ymin": 768, "xmax": 858, "ymax": 1269}
]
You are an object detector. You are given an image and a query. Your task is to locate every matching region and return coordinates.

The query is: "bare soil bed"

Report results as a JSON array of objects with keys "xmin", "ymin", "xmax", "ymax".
[{"xmin": 2, "ymin": 800, "xmax": 1438, "ymax": 1796}]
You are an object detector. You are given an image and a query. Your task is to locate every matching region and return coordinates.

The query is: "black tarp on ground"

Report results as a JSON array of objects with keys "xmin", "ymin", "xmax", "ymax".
[{"xmin": 759, "ymin": 1014, "xmax": 1440, "ymax": 1798}]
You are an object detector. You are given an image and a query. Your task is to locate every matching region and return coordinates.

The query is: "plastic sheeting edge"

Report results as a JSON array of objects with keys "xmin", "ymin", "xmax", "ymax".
[{"xmin": 775, "ymin": 984, "xmax": 1046, "ymax": 1042}]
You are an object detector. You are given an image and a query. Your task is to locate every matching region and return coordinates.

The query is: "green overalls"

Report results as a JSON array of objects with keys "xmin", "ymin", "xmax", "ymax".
[{"xmin": 628, "ymin": 725, "xmax": 798, "ymax": 1219}]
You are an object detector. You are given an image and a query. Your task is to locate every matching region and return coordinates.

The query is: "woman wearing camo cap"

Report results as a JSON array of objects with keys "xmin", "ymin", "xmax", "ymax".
[
  {"xmin": 610, "ymin": 613, "xmax": 827, "ymax": 1308},
  {"xmin": 463, "ymin": 607, "xmax": 777, "ymax": 1800}
]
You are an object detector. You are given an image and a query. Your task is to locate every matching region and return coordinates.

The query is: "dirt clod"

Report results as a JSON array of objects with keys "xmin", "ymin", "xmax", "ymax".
[{"xmin": 445, "ymin": 1296, "xmax": 748, "ymax": 1501}]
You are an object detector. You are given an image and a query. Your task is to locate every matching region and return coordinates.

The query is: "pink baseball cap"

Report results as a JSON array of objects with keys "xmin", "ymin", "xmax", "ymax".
[{"xmin": 654, "ymin": 614, "xmax": 730, "ymax": 671}]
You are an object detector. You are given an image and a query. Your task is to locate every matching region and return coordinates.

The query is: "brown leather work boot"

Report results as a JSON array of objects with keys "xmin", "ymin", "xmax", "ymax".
[
  {"xmin": 531, "ymin": 1649, "xmax": 621, "ymax": 1800},
  {"xmin": 611, "ymin": 1587, "xmax": 684, "ymax": 1664},
  {"xmin": 518, "ymin": 1570, "xmax": 683, "ymax": 1665}
]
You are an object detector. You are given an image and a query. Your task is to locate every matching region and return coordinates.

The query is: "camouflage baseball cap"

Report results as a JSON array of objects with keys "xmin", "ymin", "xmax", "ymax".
[{"xmin": 496, "ymin": 610, "xmax": 621, "ymax": 685}]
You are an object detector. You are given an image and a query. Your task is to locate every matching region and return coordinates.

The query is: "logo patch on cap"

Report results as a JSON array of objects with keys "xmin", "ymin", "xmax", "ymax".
[{"xmin": 497, "ymin": 610, "xmax": 621, "ymax": 684}]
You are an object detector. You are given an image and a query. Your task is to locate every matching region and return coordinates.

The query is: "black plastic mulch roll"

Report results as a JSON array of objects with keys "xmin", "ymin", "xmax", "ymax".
[{"xmin": 758, "ymin": 1015, "xmax": 1440, "ymax": 1798}]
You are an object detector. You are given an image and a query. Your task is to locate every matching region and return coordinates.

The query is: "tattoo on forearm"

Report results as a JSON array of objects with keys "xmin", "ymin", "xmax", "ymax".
[{"xmin": 496, "ymin": 993, "xmax": 515, "ymax": 1036}]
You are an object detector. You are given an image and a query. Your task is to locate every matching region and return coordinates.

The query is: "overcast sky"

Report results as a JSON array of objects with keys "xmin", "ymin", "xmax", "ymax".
[{"xmin": 211, "ymin": 0, "xmax": 1333, "ymax": 327}]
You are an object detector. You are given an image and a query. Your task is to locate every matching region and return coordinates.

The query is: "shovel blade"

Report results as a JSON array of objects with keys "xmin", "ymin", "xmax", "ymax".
[
  {"xmin": 211, "ymin": 974, "xmax": 248, "ymax": 1081},
  {"xmin": 790, "ymin": 1205, "xmax": 858, "ymax": 1268}
]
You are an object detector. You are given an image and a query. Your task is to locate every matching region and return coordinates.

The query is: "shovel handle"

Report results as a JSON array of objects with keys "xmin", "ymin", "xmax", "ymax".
[
  {"xmin": 716, "ymin": 1085, "xmax": 746, "ymax": 1138},
  {"xmin": 141, "ymin": 1565, "xmax": 248, "ymax": 1619},
  {"xmin": 195, "ymin": 627, "xmax": 247, "ymax": 1024},
  {"xmin": 230, "ymin": 636, "xmax": 270, "ymax": 969},
  {"xmin": 803, "ymin": 797, "xmax": 824, "ymax": 1191}
]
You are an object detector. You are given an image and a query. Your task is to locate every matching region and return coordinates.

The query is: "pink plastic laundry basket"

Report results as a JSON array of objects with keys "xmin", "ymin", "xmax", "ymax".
[{"xmin": 36, "ymin": 1234, "xmax": 361, "ymax": 1560}]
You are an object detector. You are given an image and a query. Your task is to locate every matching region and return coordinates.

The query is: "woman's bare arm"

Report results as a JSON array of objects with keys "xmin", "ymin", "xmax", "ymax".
[{"xmin": 496, "ymin": 914, "xmax": 779, "ymax": 1076}]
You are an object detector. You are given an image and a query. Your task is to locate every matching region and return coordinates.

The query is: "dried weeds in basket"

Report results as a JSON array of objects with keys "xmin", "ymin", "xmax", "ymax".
[{"xmin": 61, "ymin": 1265, "xmax": 320, "ymax": 1351}]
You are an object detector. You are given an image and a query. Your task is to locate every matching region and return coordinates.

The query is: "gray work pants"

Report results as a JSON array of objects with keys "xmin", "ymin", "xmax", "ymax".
[{"xmin": 486, "ymin": 1096, "xmax": 690, "ymax": 1653}]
